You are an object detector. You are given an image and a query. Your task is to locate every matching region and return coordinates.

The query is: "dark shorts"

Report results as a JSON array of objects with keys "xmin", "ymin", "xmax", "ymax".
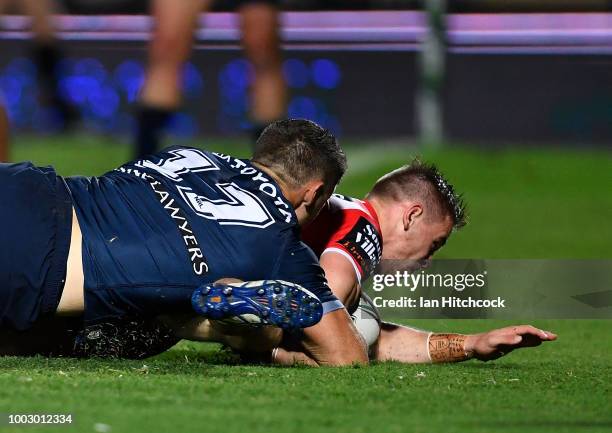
[{"xmin": 0, "ymin": 162, "xmax": 72, "ymax": 330}]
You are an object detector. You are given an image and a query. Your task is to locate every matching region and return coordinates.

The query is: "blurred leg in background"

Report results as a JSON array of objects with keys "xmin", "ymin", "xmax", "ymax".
[
  {"xmin": 135, "ymin": 0, "xmax": 210, "ymax": 158},
  {"xmin": 135, "ymin": 0, "xmax": 287, "ymax": 158},
  {"xmin": 21, "ymin": 0, "xmax": 78, "ymax": 130},
  {"xmin": 239, "ymin": 0, "xmax": 286, "ymax": 145}
]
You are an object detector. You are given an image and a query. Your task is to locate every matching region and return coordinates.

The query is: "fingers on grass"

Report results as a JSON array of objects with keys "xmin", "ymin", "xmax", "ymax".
[{"xmin": 543, "ymin": 331, "xmax": 558, "ymax": 340}]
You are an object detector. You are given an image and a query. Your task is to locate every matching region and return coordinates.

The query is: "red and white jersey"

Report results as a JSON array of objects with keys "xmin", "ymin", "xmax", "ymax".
[{"xmin": 302, "ymin": 194, "xmax": 383, "ymax": 284}]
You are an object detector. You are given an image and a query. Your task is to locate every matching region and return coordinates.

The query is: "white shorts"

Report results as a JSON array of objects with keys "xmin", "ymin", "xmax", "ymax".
[{"xmin": 350, "ymin": 292, "xmax": 381, "ymax": 355}]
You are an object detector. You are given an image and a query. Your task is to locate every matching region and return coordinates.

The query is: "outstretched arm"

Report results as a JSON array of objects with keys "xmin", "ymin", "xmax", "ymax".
[{"xmin": 374, "ymin": 322, "xmax": 557, "ymax": 363}]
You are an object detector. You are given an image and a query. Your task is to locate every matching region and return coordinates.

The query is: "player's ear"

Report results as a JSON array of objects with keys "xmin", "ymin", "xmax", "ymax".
[
  {"xmin": 302, "ymin": 179, "xmax": 326, "ymax": 207},
  {"xmin": 403, "ymin": 204, "xmax": 423, "ymax": 231}
]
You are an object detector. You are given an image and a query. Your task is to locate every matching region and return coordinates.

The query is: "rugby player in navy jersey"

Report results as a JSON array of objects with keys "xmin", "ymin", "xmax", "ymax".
[
  {"xmin": 0, "ymin": 119, "xmax": 369, "ymax": 365},
  {"xmin": 57, "ymin": 161, "xmax": 555, "ymax": 365}
]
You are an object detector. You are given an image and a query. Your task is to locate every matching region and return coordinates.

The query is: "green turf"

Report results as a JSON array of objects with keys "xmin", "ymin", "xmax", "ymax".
[
  {"xmin": 2, "ymin": 134, "xmax": 611, "ymax": 433},
  {"xmin": 0, "ymin": 320, "xmax": 609, "ymax": 433}
]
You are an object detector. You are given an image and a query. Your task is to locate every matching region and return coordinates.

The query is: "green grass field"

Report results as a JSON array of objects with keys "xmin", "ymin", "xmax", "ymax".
[{"xmin": 1, "ymin": 134, "xmax": 611, "ymax": 433}]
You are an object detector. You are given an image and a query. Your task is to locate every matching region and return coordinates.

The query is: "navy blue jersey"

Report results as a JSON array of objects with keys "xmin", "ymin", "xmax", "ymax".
[{"xmin": 66, "ymin": 146, "xmax": 341, "ymax": 324}]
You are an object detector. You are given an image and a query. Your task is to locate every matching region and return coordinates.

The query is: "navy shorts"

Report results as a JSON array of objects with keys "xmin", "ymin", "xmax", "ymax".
[{"xmin": 0, "ymin": 162, "xmax": 73, "ymax": 330}]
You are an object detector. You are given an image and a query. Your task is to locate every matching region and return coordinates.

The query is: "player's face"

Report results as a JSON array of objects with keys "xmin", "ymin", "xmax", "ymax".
[{"xmin": 383, "ymin": 213, "xmax": 453, "ymax": 262}]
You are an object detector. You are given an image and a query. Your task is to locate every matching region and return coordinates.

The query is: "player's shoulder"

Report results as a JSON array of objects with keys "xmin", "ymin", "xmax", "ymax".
[
  {"xmin": 303, "ymin": 194, "xmax": 381, "ymax": 246},
  {"xmin": 140, "ymin": 145, "xmax": 240, "ymax": 168},
  {"xmin": 117, "ymin": 145, "xmax": 220, "ymax": 174},
  {"xmin": 115, "ymin": 145, "xmax": 297, "ymax": 227},
  {"xmin": 153, "ymin": 145, "xmax": 229, "ymax": 169},
  {"xmin": 306, "ymin": 194, "xmax": 383, "ymax": 282},
  {"xmin": 328, "ymin": 193, "xmax": 365, "ymax": 210},
  {"xmin": 327, "ymin": 194, "xmax": 380, "ymax": 229},
  {"xmin": 127, "ymin": 145, "xmax": 260, "ymax": 181}
]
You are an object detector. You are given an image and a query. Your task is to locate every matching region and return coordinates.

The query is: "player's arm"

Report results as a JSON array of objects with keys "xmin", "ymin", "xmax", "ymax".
[
  {"xmin": 173, "ymin": 303, "xmax": 368, "ymax": 366},
  {"xmin": 162, "ymin": 301, "xmax": 368, "ymax": 366},
  {"xmin": 274, "ymin": 241, "xmax": 368, "ymax": 366},
  {"xmin": 319, "ymin": 251, "xmax": 360, "ymax": 308},
  {"xmin": 160, "ymin": 267, "xmax": 367, "ymax": 366},
  {"xmin": 299, "ymin": 308, "xmax": 368, "ymax": 366},
  {"xmin": 161, "ymin": 313, "xmax": 283, "ymax": 353},
  {"xmin": 374, "ymin": 322, "xmax": 557, "ymax": 363},
  {"xmin": 269, "ymin": 307, "xmax": 367, "ymax": 367}
]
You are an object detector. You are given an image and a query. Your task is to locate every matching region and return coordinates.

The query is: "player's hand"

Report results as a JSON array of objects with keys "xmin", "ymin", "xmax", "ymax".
[
  {"xmin": 271, "ymin": 347, "xmax": 318, "ymax": 367},
  {"xmin": 465, "ymin": 325, "xmax": 557, "ymax": 361}
]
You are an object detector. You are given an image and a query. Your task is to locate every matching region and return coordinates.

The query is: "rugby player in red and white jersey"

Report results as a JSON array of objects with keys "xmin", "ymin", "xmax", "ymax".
[
  {"xmin": 271, "ymin": 161, "xmax": 557, "ymax": 365},
  {"xmin": 302, "ymin": 193, "xmax": 383, "ymax": 311}
]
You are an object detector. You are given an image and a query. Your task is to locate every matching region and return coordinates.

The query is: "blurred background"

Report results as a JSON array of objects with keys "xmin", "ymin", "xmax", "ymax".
[{"xmin": 0, "ymin": 0, "xmax": 611, "ymax": 259}]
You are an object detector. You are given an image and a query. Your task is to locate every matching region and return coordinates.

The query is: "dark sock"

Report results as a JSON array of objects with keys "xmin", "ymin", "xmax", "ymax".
[
  {"xmin": 33, "ymin": 42, "xmax": 60, "ymax": 92},
  {"xmin": 134, "ymin": 106, "xmax": 174, "ymax": 159},
  {"xmin": 32, "ymin": 42, "xmax": 78, "ymax": 128}
]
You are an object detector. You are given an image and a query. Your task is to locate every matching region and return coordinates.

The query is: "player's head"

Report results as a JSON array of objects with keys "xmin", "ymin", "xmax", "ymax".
[
  {"xmin": 253, "ymin": 119, "xmax": 347, "ymax": 224},
  {"xmin": 366, "ymin": 159, "xmax": 466, "ymax": 261}
]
